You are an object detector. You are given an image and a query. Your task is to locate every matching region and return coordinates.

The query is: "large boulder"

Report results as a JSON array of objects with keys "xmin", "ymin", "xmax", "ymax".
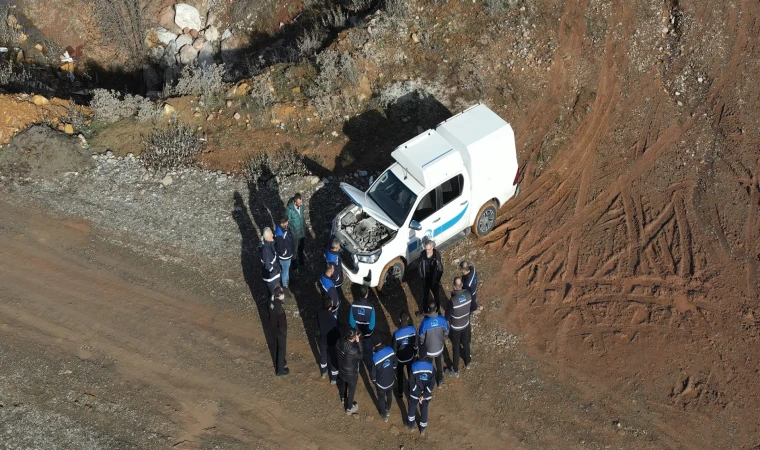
[
  {"xmin": 174, "ymin": 3, "xmax": 202, "ymax": 31},
  {"xmin": 177, "ymin": 44, "xmax": 199, "ymax": 65},
  {"xmin": 197, "ymin": 41, "xmax": 215, "ymax": 67},
  {"xmin": 154, "ymin": 27, "xmax": 177, "ymax": 46}
]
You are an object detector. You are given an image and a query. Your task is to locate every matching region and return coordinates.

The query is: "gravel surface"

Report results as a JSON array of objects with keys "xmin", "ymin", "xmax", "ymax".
[{"xmin": 1, "ymin": 132, "xmax": 375, "ymax": 265}]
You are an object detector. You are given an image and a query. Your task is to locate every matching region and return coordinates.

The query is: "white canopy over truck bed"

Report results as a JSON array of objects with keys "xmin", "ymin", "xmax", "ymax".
[{"xmin": 435, "ymin": 103, "xmax": 518, "ymax": 209}]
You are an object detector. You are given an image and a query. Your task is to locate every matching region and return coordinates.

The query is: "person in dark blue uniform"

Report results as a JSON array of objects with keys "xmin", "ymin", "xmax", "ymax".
[
  {"xmin": 407, "ymin": 351, "xmax": 435, "ymax": 435},
  {"xmin": 349, "ymin": 285, "xmax": 376, "ymax": 378},
  {"xmin": 317, "ymin": 297, "xmax": 340, "ymax": 384},
  {"xmin": 418, "ymin": 301, "xmax": 449, "ymax": 387},
  {"xmin": 319, "ymin": 263, "xmax": 340, "ymax": 319},
  {"xmin": 325, "ymin": 238, "xmax": 344, "ymax": 290},
  {"xmin": 370, "ymin": 333, "xmax": 397, "ymax": 422},
  {"xmin": 459, "ymin": 260, "xmax": 481, "ymax": 313},
  {"xmin": 393, "ymin": 311, "xmax": 417, "ymax": 397}
]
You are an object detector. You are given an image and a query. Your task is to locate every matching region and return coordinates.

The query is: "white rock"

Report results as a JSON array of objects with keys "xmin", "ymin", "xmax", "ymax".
[
  {"xmin": 160, "ymin": 41, "xmax": 177, "ymax": 68},
  {"xmin": 322, "ymin": 177, "xmax": 330, "ymax": 184},
  {"xmin": 358, "ymin": 170, "xmax": 368, "ymax": 177},
  {"xmin": 203, "ymin": 25, "xmax": 220, "ymax": 42},
  {"xmin": 106, "ymin": 150, "xmax": 114, "ymax": 158},
  {"xmin": 308, "ymin": 175, "xmax": 320, "ymax": 185},
  {"xmin": 154, "ymin": 27, "xmax": 177, "ymax": 46},
  {"xmin": 161, "ymin": 174, "xmax": 174, "ymax": 186},
  {"xmin": 331, "ymin": 131, "xmax": 339, "ymax": 137},
  {"xmin": 174, "ymin": 3, "xmax": 202, "ymax": 31},
  {"xmin": 221, "ymin": 29, "xmax": 232, "ymax": 41},
  {"xmin": 175, "ymin": 33, "xmax": 193, "ymax": 49}
]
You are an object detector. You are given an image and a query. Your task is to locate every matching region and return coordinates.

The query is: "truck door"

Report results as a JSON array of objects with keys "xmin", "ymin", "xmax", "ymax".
[
  {"xmin": 407, "ymin": 189, "xmax": 440, "ymax": 262},
  {"xmin": 430, "ymin": 173, "xmax": 470, "ymax": 245}
]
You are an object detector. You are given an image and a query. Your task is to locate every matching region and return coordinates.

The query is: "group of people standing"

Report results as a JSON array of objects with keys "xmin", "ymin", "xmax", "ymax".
[{"xmin": 259, "ymin": 193, "xmax": 482, "ymax": 435}]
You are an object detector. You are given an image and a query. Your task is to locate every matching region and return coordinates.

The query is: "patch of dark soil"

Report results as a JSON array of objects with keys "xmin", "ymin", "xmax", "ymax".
[{"xmin": 0, "ymin": 125, "xmax": 93, "ymax": 180}]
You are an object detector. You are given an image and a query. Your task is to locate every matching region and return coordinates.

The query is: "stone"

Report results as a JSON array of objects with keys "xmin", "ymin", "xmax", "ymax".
[
  {"xmin": 206, "ymin": 11, "xmax": 218, "ymax": 27},
  {"xmin": 203, "ymin": 25, "xmax": 220, "ymax": 42},
  {"xmin": 189, "ymin": 29, "xmax": 200, "ymax": 39},
  {"xmin": 154, "ymin": 27, "xmax": 177, "ymax": 46},
  {"xmin": 174, "ymin": 3, "xmax": 202, "ymax": 31},
  {"xmin": 106, "ymin": 150, "xmax": 114, "ymax": 158},
  {"xmin": 63, "ymin": 124, "xmax": 74, "ymax": 134},
  {"xmin": 175, "ymin": 33, "xmax": 193, "ymax": 49},
  {"xmin": 233, "ymin": 112, "xmax": 241, "ymax": 120},
  {"xmin": 147, "ymin": 46, "xmax": 165, "ymax": 63},
  {"xmin": 32, "ymin": 95, "xmax": 49, "ymax": 106},
  {"xmin": 15, "ymin": 49, "xmax": 23, "ymax": 62},
  {"xmin": 226, "ymin": 100, "xmax": 233, "ymax": 108},
  {"xmin": 178, "ymin": 44, "xmax": 199, "ymax": 64},
  {"xmin": 291, "ymin": 86, "xmax": 301, "ymax": 94},
  {"xmin": 162, "ymin": 104, "xmax": 176, "ymax": 118},
  {"xmin": 358, "ymin": 170, "xmax": 368, "ymax": 177},
  {"xmin": 197, "ymin": 41, "xmax": 214, "ymax": 66},
  {"xmin": 77, "ymin": 134, "xmax": 88, "ymax": 148},
  {"xmin": 308, "ymin": 175, "xmax": 320, "ymax": 185},
  {"xmin": 159, "ymin": 6, "xmax": 182, "ymax": 34},
  {"xmin": 221, "ymin": 29, "xmax": 232, "ymax": 41},
  {"xmin": 411, "ymin": 32, "xmax": 420, "ymax": 43},
  {"xmin": 160, "ymin": 174, "xmax": 174, "ymax": 186},
  {"xmin": 192, "ymin": 37, "xmax": 205, "ymax": 51},
  {"xmin": 160, "ymin": 41, "xmax": 178, "ymax": 68}
]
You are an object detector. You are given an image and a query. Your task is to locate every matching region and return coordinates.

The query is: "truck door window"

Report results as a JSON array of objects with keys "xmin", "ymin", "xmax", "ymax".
[
  {"xmin": 412, "ymin": 190, "xmax": 438, "ymax": 223},
  {"xmin": 440, "ymin": 174, "xmax": 464, "ymax": 207}
]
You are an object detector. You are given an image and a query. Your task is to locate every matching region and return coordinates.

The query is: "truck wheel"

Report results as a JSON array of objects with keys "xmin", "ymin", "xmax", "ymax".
[
  {"xmin": 377, "ymin": 258, "xmax": 405, "ymax": 292},
  {"xmin": 472, "ymin": 201, "xmax": 498, "ymax": 238}
]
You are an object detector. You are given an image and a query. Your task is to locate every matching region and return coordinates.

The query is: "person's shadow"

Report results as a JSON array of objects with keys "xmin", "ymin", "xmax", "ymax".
[{"xmin": 231, "ymin": 191, "xmax": 277, "ymax": 368}]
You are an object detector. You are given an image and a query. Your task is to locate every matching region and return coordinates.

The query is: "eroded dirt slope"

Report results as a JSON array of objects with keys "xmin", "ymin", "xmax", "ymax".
[{"xmin": 486, "ymin": 0, "xmax": 760, "ymax": 448}]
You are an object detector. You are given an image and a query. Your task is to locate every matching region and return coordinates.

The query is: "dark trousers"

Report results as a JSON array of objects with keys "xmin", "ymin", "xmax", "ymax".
[
  {"xmin": 396, "ymin": 362, "xmax": 412, "ymax": 396},
  {"xmin": 319, "ymin": 341, "xmax": 338, "ymax": 381},
  {"xmin": 294, "ymin": 237, "xmax": 306, "ymax": 265},
  {"xmin": 471, "ymin": 292, "xmax": 479, "ymax": 311},
  {"xmin": 422, "ymin": 279, "xmax": 441, "ymax": 312},
  {"xmin": 274, "ymin": 333, "xmax": 287, "ymax": 374},
  {"xmin": 408, "ymin": 398, "xmax": 430, "ymax": 430},
  {"xmin": 426, "ymin": 353, "xmax": 443, "ymax": 385},
  {"xmin": 449, "ymin": 325, "xmax": 472, "ymax": 372},
  {"xmin": 337, "ymin": 373, "xmax": 358, "ymax": 411},
  {"xmin": 377, "ymin": 386, "xmax": 393, "ymax": 415}
]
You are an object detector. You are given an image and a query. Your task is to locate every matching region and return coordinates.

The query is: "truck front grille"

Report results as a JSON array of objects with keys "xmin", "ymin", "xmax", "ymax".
[{"xmin": 341, "ymin": 248, "xmax": 357, "ymax": 273}]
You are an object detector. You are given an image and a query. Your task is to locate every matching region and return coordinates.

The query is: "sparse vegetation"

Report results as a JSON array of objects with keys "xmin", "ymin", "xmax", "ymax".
[
  {"xmin": 171, "ymin": 62, "xmax": 228, "ymax": 105},
  {"xmin": 92, "ymin": 0, "xmax": 152, "ymax": 69},
  {"xmin": 243, "ymin": 144, "xmax": 309, "ymax": 185},
  {"xmin": 90, "ymin": 89, "xmax": 161, "ymax": 124},
  {"xmin": 141, "ymin": 120, "xmax": 205, "ymax": 171},
  {"xmin": 298, "ymin": 27, "xmax": 327, "ymax": 57},
  {"xmin": 249, "ymin": 73, "xmax": 276, "ymax": 108},
  {"xmin": 313, "ymin": 50, "xmax": 359, "ymax": 94},
  {"xmin": 0, "ymin": 5, "xmax": 22, "ymax": 46},
  {"xmin": 385, "ymin": 0, "xmax": 410, "ymax": 18}
]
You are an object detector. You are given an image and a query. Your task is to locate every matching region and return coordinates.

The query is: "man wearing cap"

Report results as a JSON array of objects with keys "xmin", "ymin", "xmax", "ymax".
[
  {"xmin": 370, "ymin": 333, "xmax": 397, "ymax": 422},
  {"xmin": 407, "ymin": 352, "xmax": 436, "ymax": 435},
  {"xmin": 259, "ymin": 227, "xmax": 282, "ymax": 300},
  {"xmin": 393, "ymin": 311, "xmax": 417, "ymax": 397},
  {"xmin": 325, "ymin": 238, "xmax": 344, "ymax": 291},
  {"xmin": 317, "ymin": 297, "xmax": 340, "ymax": 384},
  {"xmin": 418, "ymin": 300, "xmax": 448, "ymax": 387},
  {"xmin": 319, "ymin": 263, "xmax": 340, "ymax": 319},
  {"xmin": 269, "ymin": 286, "xmax": 289, "ymax": 377},
  {"xmin": 349, "ymin": 285, "xmax": 376, "ymax": 379},
  {"xmin": 459, "ymin": 260, "xmax": 481, "ymax": 313},
  {"xmin": 336, "ymin": 328, "xmax": 363, "ymax": 415},
  {"xmin": 444, "ymin": 277, "xmax": 473, "ymax": 378}
]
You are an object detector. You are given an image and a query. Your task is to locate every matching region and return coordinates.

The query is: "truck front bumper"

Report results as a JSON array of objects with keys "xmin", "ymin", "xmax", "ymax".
[{"xmin": 343, "ymin": 261, "xmax": 380, "ymax": 287}]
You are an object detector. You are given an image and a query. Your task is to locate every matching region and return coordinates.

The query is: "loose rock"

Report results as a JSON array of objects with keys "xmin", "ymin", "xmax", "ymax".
[{"xmin": 174, "ymin": 3, "xmax": 202, "ymax": 31}]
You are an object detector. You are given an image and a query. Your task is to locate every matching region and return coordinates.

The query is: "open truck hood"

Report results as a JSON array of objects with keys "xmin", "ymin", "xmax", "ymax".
[{"xmin": 339, "ymin": 183, "xmax": 399, "ymax": 230}]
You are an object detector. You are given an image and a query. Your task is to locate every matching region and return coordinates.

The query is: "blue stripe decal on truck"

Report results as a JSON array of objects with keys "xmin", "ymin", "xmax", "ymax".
[
  {"xmin": 407, "ymin": 204, "xmax": 469, "ymax": 253},
  {"xmin": 434, "ymin": 204, "xmax": 468, "ymax": 236}
]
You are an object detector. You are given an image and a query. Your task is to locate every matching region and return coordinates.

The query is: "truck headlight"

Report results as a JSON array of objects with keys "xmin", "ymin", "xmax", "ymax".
[{"xmin": 356, "ymin": 249, "xmax": 381, "ymax": 264}]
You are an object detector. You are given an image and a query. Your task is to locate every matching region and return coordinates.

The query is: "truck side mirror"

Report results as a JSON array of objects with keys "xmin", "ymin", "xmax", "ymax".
[{"xmin": 409, "ymin": 220, "xmax": 422, "ymax": 231}]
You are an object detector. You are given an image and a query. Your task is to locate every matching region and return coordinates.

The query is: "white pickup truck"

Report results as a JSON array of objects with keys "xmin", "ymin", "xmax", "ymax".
[{"xmin": 331, "ymin": 103, "xmax": 522, "ymax": 290}]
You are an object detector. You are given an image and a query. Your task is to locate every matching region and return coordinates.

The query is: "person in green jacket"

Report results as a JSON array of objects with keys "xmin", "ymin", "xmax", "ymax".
[{"xmin": 285, "ymin": 193, "xmax": 307, "ymax": 267}]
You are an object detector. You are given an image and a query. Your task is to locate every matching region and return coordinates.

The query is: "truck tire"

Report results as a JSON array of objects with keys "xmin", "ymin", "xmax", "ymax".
[
  {"xmin": 377, "ymin": 257, "xmax": 405, "ymax": 292},
  {"xmin": 472, "ymin": 201, "xmax": 498, "ymax": 238}
]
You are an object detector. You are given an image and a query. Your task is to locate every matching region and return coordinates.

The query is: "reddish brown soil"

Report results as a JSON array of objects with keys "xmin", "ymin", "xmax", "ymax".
[{"xmin": 484, "ymin": 0, "xmax": 760, "ymax": 448}]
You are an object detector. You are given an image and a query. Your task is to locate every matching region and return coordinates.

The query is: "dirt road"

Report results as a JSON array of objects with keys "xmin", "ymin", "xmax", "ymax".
[{"xmin": 1, "ymin": 197, "xmax": 681, "ymax": 449}]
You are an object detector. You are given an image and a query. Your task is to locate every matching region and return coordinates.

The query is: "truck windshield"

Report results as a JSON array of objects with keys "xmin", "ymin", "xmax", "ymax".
[{"xmin": 367, "ymin": 170, "xmax": 417, "ymax": 227}]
